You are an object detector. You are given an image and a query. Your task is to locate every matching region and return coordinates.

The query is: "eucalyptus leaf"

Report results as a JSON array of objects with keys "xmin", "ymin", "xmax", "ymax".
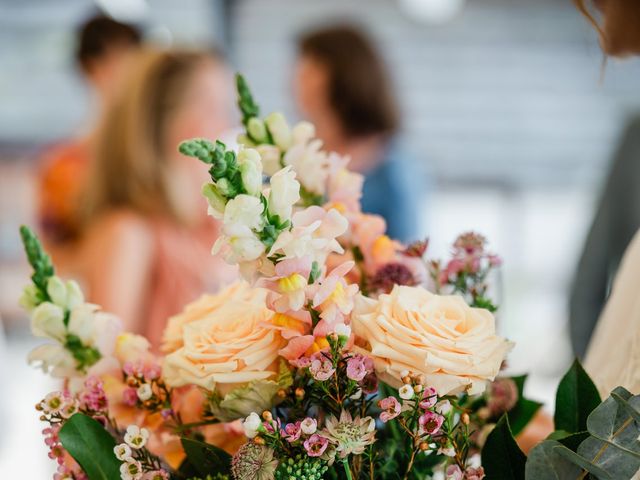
[
  {"xmin": 58, "ymin": 413, "xmax": 120, "ymax": 480},
  {"xmin": 525, "ymin": 440, "xmax": 585, "ymax": 480},
  {"xmin": 481, "ymin": 415, "xmax": 526, "ymax": 479},
  {"xmin": 554, "ymin": 359, "xmax": 601, "ymax": 433}
]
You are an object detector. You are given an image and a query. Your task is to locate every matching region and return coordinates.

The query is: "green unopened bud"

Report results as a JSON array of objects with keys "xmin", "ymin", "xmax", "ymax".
[
  {"xmin": 247, "ymin": 117, "xmax": 268, "ymax": 143},
  {"xmin": 238, "ymin": 148, "xmax": 263, "ymax": 196},
  {"xmin": 202, "ymin": 183, "xmax": 227, "ymax": 218},
  {"xmin": 216, "ymin": 178, "xmax": 237, "ymax": 198},
  {"xmin": 19, "ymin": 284, "xmax": 40, "ymax": 312},
  {"xmin": 237, "ymin": 133, "xmax": 255, "ymax": 147}
]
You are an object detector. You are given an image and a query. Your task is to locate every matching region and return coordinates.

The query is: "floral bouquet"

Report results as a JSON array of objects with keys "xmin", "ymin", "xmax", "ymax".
[{"xmin": 20, "ymin": 75, "xmax": 536, "ymax": 480}]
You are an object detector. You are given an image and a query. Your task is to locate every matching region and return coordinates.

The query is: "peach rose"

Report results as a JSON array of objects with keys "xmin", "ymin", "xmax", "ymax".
[
  {"xmin": 162, "ymin": 291, "xmax": 285, "ymax": 393},
  {"xmin": 162, "ymin": 281, "xmax": 268, "ymax": 353},
  {"xmin": 351, "ymin": 285, "xmax": 512, "ymax": 395}
]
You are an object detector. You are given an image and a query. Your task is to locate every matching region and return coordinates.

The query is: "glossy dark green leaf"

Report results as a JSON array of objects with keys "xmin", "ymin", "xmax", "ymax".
[
  {"xmin": 59, "ymin": 414, "xmax": 120, "ymax": 480},
  {"xmin": 181, "ymin": 437, "xmax": 232, "ymax": 477},
  {"xmin": 554, "ymin": 359, "xmax": 601, "ymax": 433},
  {"xmin": 481, "ymin": 415, "xmax": 526, "ymax": 479}
]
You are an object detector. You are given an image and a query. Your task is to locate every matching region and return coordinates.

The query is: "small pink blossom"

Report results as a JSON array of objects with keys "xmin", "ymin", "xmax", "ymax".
[
  {"xmin": 346, "ymin": 355, "xmax": 368, "ymax": 382},
  {"xmin": 378, "ymin": 397, "xmax": 401, "ymax": 423},
  {"xmin": 465, "ymin": 466, "xmax": 486, "ymax": 480},
  {"xmin": 419, "ymin": 411, "xmax": 445, "ymax": 435},
  {"xmin": 282, "ymin": 421, "xmax": 302, "ymax": 442},
  {"xmin": 309, "ymin": 352, "xmax": 335, "ymax": 381},
  {"xmin": 360, "ymin": 372, "xmax": 378, "ymax": 394},
  {"xmin": 419, "ymin": 387, "xmax": 438, "ymax": 409},
  {"xmin": 445, "ymin": 465, "xmax": 464, "ymax": 480},
  {"xmin": 142, "ymin": 471, "xmax": 170, "ymax": 480},
  {"xmin": 304, "ymin": 434, "xmax": 329, "ymax": 457},
  {"xmin": 144, "ymin": 363, "xmax": 162, "ymax": 381},
  {"xmin": 122, "ymin": 387, "xmax": 138, "ymax": 407}
]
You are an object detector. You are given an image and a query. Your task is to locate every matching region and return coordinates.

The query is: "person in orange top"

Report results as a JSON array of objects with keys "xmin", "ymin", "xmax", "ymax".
[{"xmin": 38, "ymin": 15, "xmax": 141, "ymax": 250}]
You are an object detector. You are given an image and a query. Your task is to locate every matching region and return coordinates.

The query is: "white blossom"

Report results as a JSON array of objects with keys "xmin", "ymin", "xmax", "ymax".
[
  {"xmin": 237, "ymin": 148, "xmax": 263, "ymax": 196},
  {"xmin": 265, "ymin": 112, "xmax": 292, "ymax": 150},
  {"xmin": 124, "ymin": 425, "xmax": 149, "ymax": 450},
  {"xmin": 114, "ymin": 443, "xmax": 133, "ymax": 462},
  {"xmin": 268, "ymin": 166, "xmax": 300, "ymax": 222},
  {"xmin": 31, "ymin": 302, "xmax": 66, "ymax": 342},
  {"xmin": 242, "ymin": 412, "xmax": 262, "ymax": 438},
  {"xmin": 399, "ymin": 384, "xmax": 415, "ymax": 400}
]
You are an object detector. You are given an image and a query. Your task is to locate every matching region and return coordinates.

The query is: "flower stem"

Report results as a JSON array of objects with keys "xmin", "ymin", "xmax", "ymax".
[{"xmin": 342, "ymin": 458, "xmax": 353, "ymax": 480}]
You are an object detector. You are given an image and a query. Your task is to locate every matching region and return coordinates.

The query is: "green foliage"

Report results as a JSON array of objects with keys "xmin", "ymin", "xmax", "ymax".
[
  {"xmin": 181, "ymin": 437, "xmax": 232, "ymax": 478},
  {"xmin": 58, "ymin": 414, "xmax": 121, "ymax": 480},
  {"xmin": 236, "ymin": 74, "xmax": 261, "ymax": 126},
  {"xmin": 525, "ymin": 440, "xmax": 585, "ymax": 479},
  {"xmin": 275, "ymin": 454, "xmax": 327, "ymax": 480},
  {"xmin": 481, "ymin": 415, "xmax": 526, "ymax": 480},
  {"xmin": 308, "ymin": 261, "xmax": 321, "ymax": 284},
  {"xmin": 554, "ymin": 359, "xmax": 601, "ymax": 433},
  {"xmin": 64, "ymin": 334, "xmax": 102, "ymax": 371},
  {"xmin": 20, "ymin": 225, "xmax": 54, "ymax": 302},
  {"xmin": 508, "ymin": 375, "xmax": 543, "ymax": 436}
]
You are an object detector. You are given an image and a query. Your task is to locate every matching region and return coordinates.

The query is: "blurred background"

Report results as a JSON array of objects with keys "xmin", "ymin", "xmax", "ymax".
[{"xmin": 2, "ymin": 0, "xmax": 640, "ymax": 476}]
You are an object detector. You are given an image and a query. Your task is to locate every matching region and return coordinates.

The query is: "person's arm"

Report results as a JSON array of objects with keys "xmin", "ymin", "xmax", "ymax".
[{"xmin": 82, "ymin": 212, "xmax": 154, "ymax": 334}]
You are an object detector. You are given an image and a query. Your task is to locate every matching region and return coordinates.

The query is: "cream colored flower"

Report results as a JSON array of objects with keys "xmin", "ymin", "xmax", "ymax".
[
  {"xmin": 162, "ymin": 293, "xmax": 285, "ymax": 392},
  {"xmin": 265, "ymin": 112, "xmax": 292, "ymax": 150},
  {"xmin": 31, "ymin": 302, "xmax": 66, "ymax": 342},
  {"xmin": 351, "ymin": 285, "xmax": 512, "ymax": 395},
  {"xmin": 237, "ymin": 148, "xmax": 263, "ymax": 196},
  {"xmin": 268, "ymin": 166, "xmax": 300, "ymax": 222},
  {"xmin": 162, "ymin": 281, "xmax": 268, "ymax": 353},
  {"xmin": 223, "ymin": 194, "xmax": 264, "ymax": 231}
]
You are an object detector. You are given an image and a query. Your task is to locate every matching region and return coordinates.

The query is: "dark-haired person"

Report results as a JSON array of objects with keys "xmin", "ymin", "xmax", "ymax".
[
  {"xmin": 294, "ymin": 24, "xmax": 426, "ymax": 243},
  {"xmin": 38, "ymin": 15, "xmax": 142, "ymax": 260}
]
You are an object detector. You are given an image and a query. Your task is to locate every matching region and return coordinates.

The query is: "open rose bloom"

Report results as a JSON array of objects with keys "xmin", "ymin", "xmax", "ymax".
[{"xmin": 19, "ymin": 75, "xmax": 512, "ymax": 480}]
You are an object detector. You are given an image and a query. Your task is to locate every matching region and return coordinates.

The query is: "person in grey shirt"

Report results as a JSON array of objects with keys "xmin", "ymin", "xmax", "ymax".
[{"xmin": 570, "ymin": 115, "xmax": 640, "ymax": 358}]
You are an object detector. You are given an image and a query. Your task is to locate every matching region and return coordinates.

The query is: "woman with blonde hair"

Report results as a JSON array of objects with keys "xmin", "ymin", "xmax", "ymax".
[{"xmin": 79, "ymin": 48, "xmax": 237, "ymax": 348}]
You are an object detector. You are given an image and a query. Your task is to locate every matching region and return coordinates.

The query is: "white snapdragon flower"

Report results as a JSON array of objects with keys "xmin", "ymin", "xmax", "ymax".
[
  {"xmin": 124, "ymin": 425, "xmax": 149, "ymax": 450},
  {"xmin": 334, "ymin": 323, "xmax": 352, "ymax": 339},
  {"xmin": 284, "ymin": 139, "xmax": 329, "ymax": 196},
  {"xmin": 242, "ymin": 412, "xmax": 262, "ymax": 438},
  {"xmin": 47, "ymin": 276, "xmax": 83, "ymax": 310},
  {"xmin": 291, "ymin": 121, "xmax": 316, "ymax": 145},
  {"xmin": 268, "ymin": 166, "xmax": 300, "ymax": 222},
  {"xmin": 31, "ymin": 302, "xmax": 66, "ymax": 342},
  {"xmin": 237, "ymin": 148, "xmax": 263, "ymax": 196},
  {"xmin": 213, "ymin": 224, "xmax": 266, "ymax": 264},
  {"xmin": 202, "ymin": 183, "xmax": 227, "ymax": 219},
  {"xmin": 224, "ymin": 194, "xmax": 265, "ymax": 231},
  {"xmin": 265, "ymin": 112, "xmax": 292, "ymax": 151},
  {"xmin": 114, "ymin": 443, "xmax": 133, "ymax": 462},
  {"xmin": 256, "ymin": 145, "xmax": 282, "ymax": 176},
  {"xmin": 67, "ymin": 304, "xmax": 97, "ymax": 343},
  {"xmin": 28, "ymin": 344, "xmax": 77, "ymax": 378}
]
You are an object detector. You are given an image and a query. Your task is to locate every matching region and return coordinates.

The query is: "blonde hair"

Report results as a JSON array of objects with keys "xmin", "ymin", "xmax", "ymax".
[{"xmin": 83, "ymin": 48, "xmax": 218, "ymax": 225}]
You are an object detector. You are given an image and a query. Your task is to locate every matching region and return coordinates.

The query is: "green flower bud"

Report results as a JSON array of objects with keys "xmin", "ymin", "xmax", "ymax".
[
  {"xmin": 247, "ymin": 117, "xmax": 268, "ymax": 143},
  {"xmin": 202, "ymin": 183, "xmax": 227, "ymax": 218},
  {"xmin": 19, "ymin": 284, "xmax": 40, "ymax": 312}
]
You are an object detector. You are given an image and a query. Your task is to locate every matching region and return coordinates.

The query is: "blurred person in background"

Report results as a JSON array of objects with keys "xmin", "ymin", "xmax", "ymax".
[
  {"xmin": 294, "ymin": 24, "xmax": 425, "ymax": 243},
  {"xmin": 38, "ymin": 15, "xmax": 141, "ymax": 263},
  {"xmin": 569, "ymin": 116, "xmax": 640, "ymax": 359},
  {"xmin": 78, "ymin": 48, "xmax": 237, "ymax": 349}
]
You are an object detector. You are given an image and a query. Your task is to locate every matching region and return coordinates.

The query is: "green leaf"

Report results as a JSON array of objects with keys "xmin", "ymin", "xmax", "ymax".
[
  {"xmin": 507, "ymin": 375, "xmax": 543, "ymax": 436},
  {"xmin": 525, "ymin": 440, "xmax": 585, "ymax": 480},
  {"xmin": 546, "ymin": 430, "xmax": 589, "ymax": 452},
  {"xmin": 59, "ymin": 413, "xmax": 120, "ymax": 480},
  {"xmin": 554, "ymin": 359, "xmax": 601, "ymax": 433},
  {"xmin": 181, "ymin": 437, "xmax": 232, "ymax": 477},
  {"xmin": 481, "ymin": 415, "xmax": 526, "ymax": 480},
  {"xmin": 20, "ymin": 225, "xmax": 54, "ymax": 299}
]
